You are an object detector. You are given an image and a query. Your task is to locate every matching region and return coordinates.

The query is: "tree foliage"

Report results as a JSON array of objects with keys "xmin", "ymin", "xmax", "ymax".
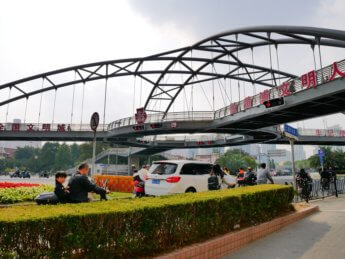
[
  {"xmin": 216, "ymin": 149, "xmax": 257, "ymax": 173},
  {"xmin": 308, "ymin": 147, "xmax": 345, "ymax": 170}
]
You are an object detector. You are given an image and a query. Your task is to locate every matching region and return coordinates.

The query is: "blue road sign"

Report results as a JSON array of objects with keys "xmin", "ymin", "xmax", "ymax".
[
  {"xmin": 284, "ymin": 124, "xmax": 299, "ymax": 139},
  {"xmin": 320, "ymin": 156, "xmax": 324, "ymax": 166},
  {"xmin": 318, "ymin": 149, "xmax": 325, "ymax": 157}
]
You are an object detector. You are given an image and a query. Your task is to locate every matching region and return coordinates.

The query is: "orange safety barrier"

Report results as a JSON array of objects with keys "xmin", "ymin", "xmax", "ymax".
[{"xmin": 93, "ymin": 175, "xmax": 134, "ymax": 193}]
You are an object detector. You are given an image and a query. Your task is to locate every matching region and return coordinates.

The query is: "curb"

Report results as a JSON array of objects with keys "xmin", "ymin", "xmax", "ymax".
[{"xmin": 157, "ymin": 205, "xmax": 319, "ymax": 259}]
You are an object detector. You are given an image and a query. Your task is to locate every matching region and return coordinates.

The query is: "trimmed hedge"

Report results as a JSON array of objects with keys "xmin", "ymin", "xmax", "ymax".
[
  {"xmin": 93, "ymin": 174, "xmax": 134, "ymax": 193},
  {"xmin": 0, "ymin": 185, "xmax": 293, "ymax": 258}
]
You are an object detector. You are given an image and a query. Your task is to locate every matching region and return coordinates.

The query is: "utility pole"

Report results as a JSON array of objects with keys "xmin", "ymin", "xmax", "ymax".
[
  {"xmin": 284, "ymin": 124, "xmax": 299, "ymax": 190},
  {"xmin": 90, "ymin": 112, "xmax": 100, "ymax": 176},
  {"xmin": 289, "ymin": 138, "xmax": 297, "ymax": 190}
]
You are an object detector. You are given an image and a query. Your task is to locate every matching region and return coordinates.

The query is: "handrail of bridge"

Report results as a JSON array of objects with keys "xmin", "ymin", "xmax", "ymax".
[
  {"xmin": 107, "ymin": 111, "xmax": 214, "ymax": 130},
  {"xmin": 214, "ymin": 58, "xmax": 345, "ymax": 119},
  {"xmin": 108, "ymin": 59, "xmax": 345, "ymax": 131},
  {"xmin": 0, "ymin": 122, "xmax": 108, "ymax": 132},
  {"xmin": 138, "ymin": 133, "xmax": 236, "ymax": 143},
  {"xmin": 299, "ymin": 128, "xmax": 345, "ymax": 137}
]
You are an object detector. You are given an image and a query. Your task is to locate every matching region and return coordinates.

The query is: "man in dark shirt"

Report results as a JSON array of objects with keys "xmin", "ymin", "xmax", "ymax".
[
  {"xmin": 54, "ymin": 172, "xmax": 70, "ymax": 203},
  {"xmin": 68, "ymin": 163, "xmax": 108, "ymax": 203}
]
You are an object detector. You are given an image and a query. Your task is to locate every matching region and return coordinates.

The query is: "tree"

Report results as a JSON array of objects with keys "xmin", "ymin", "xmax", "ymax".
[
  {"xmin": 295, "ymin": 159, "xmax": 311, "ymax": 170},
  {"xmin": 70, "ymin": 143, "xmax": 80, "ymax": 164},
  {"xmin": 308, "ymin": 147, "xmax": 332, "ymax": 169},
  {"xmin": 79, "ymin": 142, "xmax": 111, "ymax": 161},
  {"xmin": 282, "ymin": 161, "xmax": 292, "ymax": 167},
  {"xmin": 38, "ymin": 142, "xmax": 60, "ymax": 171},
  {"xmin": 54, "ymin": 144, "xmax": 73, "ymax": 170},
  {"xmin": 216, "ymin": 149, "xmax": 257, "ymax": 173}
]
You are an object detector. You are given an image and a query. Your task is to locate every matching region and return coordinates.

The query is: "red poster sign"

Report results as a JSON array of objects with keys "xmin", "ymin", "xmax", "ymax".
[
  {"xmin": 259, "ymin": 90, "xmax": 270, "ymax": 104},
  {"xmin": 301, "ymin": 70, "xmax": 316, "ymax": 88},
  {"xmin": 329, "ymin": 62, "xmax": 345, "ymax": 81},
  {"xmin": 135, "ymin": 108, "xmax": 147, "ymax": 125},
  {"xmin": 229, "ymin": 103, "xmax": 238, "ymax": 115},
  {"xmin": 340, "ymin": 130, "xmax": 345, "ymax": 137},
  {"xmin": 12, "ymin": 123, "xmax": 20, "ymax": 132},
  {"xmin": 27, "ymin": 124, "xmax": 34, "ymax": 131},
  {"xmin": 279, "ymin": 82, "xmax": 291, "ymax": 97},
  {"xmin": 243, "ymin": 96, "xmax": 252, "ymax": 110}
]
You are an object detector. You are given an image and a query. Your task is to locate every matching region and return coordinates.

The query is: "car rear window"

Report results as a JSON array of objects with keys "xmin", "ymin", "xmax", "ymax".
[
  {"xmin": 150, "ymin": 163, "xmax": 178, "ymax": 175},
  {"xmin": 180, "ymin": 163, "xmax": 212, "ymax": 175}
]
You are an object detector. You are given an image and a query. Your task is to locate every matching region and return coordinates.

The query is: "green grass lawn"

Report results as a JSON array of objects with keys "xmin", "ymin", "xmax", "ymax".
[{"xmin": 92, "ymin": 191, "xmax": 133, "ymax": 200}]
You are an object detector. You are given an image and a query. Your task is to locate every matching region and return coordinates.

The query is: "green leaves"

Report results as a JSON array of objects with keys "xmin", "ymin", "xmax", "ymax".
[
  {"xmin": 0, "ymin": 185, "xmax": 293, "ymax": 257},
  {"xmin": 217, "ymin": 149, "xmax": 257, "ymax": 173},
  {"xmin": 0, "ymin": 185, "xmax": 53, "ymax": 204}
]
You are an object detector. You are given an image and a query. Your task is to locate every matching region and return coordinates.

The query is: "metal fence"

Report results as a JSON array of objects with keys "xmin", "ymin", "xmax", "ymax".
[{"xmin": 295, "ymin": 177, "xmax": 345, "ymax": 202}]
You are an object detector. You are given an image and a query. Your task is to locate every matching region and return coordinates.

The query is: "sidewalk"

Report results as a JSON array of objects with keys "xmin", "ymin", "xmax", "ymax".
[{"xmin": 224, "ymin": 195, "xmax": 345, "ymax": 259}]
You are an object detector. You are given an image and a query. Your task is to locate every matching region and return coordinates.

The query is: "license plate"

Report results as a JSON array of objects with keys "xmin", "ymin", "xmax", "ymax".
[{"xmin": 152, "ymin": 179, "xmax": 160, "ymax": 184}]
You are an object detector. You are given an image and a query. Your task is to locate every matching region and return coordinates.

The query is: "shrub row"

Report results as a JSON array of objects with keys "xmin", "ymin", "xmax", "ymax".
[
  {"xmin": 0, "ymin": 185, "xmax": 53, "ymax": 204},
  {"xmin": 0, "ymin": 185, "xmax": 294, "ymax": 258},
  {"xmin": 93, "ymin": 174, "xmax": 134, "ymax": 193}
]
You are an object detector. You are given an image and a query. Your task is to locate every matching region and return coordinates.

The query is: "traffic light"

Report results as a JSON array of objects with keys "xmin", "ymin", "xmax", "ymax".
[{"xmin": 263, "ymin": 97, "xmax": 284, "ymax": 108}]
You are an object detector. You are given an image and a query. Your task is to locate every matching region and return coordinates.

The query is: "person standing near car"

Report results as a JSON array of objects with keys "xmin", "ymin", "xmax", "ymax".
[
  {"xmin": 244, "ymin": 167, "xmax": 257, "ymax": 186},
  {"xmin": 257, "ymin": 163, "xmax": 274, "ymax": 184},
  {"xmin": 133, "ymin": 165, "xmax": 149, "ymax": 197},
  {"xmin": 68, "ymin": 163, "xmax": 109, "ymax": 203}
]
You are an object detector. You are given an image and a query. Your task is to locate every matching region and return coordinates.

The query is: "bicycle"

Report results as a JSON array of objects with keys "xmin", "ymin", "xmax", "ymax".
[
  {"xmin": 320, "ymin": 177, "xmax": 331, "ymax": 200},
  {"xmin": 297, "ymin": 178, "xmax": 312, "ymax": 203}
]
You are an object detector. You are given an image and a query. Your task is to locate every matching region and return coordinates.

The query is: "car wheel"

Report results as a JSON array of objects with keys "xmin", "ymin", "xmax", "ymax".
[{"xmin": 185, "ymin": 187, "xmax": 196, "ymax": 193}]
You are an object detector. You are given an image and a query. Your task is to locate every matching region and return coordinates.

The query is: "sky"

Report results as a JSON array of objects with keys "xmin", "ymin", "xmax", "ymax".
[{"xmin": 1, "ymin": 0, "xmax": 345, "ymax": 156}]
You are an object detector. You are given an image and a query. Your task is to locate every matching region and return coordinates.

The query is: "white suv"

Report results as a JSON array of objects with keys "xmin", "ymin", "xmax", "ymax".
[{"xmin": 145, "ymin": 160, "xmax": 236, "ymax": 196}]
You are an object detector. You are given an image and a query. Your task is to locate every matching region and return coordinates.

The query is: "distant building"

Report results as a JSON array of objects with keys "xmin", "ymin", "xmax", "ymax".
[{"xmin": 0, "ymin": 147, "xmax": 16, "ymax": 159}]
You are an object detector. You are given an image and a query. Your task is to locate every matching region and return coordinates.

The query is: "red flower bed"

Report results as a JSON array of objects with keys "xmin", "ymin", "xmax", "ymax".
[{"xmin": 0, "ymin": 182, "xmax": 40, "ymax": 188}]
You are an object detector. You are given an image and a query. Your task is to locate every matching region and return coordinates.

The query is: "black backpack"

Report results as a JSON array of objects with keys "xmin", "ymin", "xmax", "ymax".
[
  {"xmin": 208, "ymin": 175, "xmax": 220, "ymax": 190},
  {"xmin": 245, "ymin": 173, "xmax": 257, "ymax": 186}
]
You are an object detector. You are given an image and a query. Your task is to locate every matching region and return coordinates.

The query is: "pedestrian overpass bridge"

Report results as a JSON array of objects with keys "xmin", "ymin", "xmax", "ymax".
[{"xmin": 1, "ymin": 26, "xmax": 345, "ymax": 154}]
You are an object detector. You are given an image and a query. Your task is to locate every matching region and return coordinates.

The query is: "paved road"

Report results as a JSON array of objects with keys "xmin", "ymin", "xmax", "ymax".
[
  {"xmin": 224, "ymin": 195, "xmax": 345, "ymax": 259},
  {"xmin": 0, "ymin": 175, "xmax": 55, "ymax": 185}
]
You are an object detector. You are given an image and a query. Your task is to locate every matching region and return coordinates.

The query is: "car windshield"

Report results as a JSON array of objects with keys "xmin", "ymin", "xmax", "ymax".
[{"xmin": 150, "ymin": 163, "xmax": 178, "ymax": 175}]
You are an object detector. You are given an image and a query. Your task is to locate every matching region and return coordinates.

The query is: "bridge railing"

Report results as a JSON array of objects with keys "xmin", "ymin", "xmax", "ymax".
[
  {"xmin": 0, "ymin": 122, "xmax": 108, "ymax": 132},
  {"xmin": 214, "ymin": 59, "xmax": 345, "ymax": 119},
  {"xmin": 138, "ymin": 133, "xmax": 235, "ymax": 143},
  {"xmin": 108, "ymin": 59, "xmax": 345, "ymax": 131},
  {"xmin": 299, "ymin": 128, "xmax": 345, "ymax": 137},
  {"xmin": 107, "ymin": 111, "xmax": 214, "ymax": 130}
]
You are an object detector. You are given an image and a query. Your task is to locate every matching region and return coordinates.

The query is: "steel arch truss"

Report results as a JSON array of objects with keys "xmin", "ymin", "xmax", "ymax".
[{"xmin": 1, "ymin": 26, "xmax": 345, "ymax": 118}]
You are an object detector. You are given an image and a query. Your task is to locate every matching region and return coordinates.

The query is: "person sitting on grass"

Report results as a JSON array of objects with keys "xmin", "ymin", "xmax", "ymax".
[
  {"xmin": 54, "ymin": 172, "xmax": 70, "ymax": 203},
  {"xmin": 68, "ymin": 163, "xmax": 109, "ymax": 203}
]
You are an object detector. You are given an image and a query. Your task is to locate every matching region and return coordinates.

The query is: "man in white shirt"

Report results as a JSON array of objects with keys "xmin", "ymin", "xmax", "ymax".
[{"xmin": 257, "ymin": 163, "xmax": 274, "ymax": 184}]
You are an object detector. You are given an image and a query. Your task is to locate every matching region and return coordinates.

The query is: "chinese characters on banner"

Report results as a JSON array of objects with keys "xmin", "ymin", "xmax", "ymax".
[
  {"xmin": 259, "ymin": 90, "xmax": 270, "ymax": 104},
  {"xmin": 279, "ymin": 82, "xmax": 291, "ymax": 97},
  {"xmin": 329, "ymin": 62, "xmax": 345, "ymax": 81},
  {"xmin": 243, "ymin": 96, "xmax": 252, "ymax": 110},
  {"xmin": 315, "ymin": 129, "xmax": 322, "ymax": 136},
  {"xmin": 301, "ymin": 70, "xmax": 317, "ymax": 88},
  {"xmin": 0, "ymin": 123, "xmax": 73, "ymax": 132},
  {"xmin": 229, "ymin": 103, "xmax": 238, "ymax": 115}
]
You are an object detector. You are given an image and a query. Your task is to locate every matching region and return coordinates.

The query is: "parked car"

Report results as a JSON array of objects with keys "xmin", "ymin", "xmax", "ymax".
[{"xmin": 145, "ymin": 160, "xmax": 236, "ymax": 196}]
